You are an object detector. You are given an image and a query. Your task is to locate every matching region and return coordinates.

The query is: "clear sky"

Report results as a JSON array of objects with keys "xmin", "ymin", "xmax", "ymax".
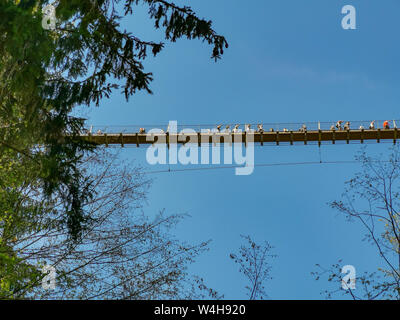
[{"xmin": 84, "ymin": 0, "xmax": 400, "ymax": 299}]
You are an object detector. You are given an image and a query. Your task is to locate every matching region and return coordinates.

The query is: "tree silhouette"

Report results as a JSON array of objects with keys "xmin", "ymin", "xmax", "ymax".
[
  {"xmin": 230, "ymin": 235, "xmax": 276, "ymax": 300},
  {"xmin": 313, "ymin": 146, "xmax": 400, "ymax": 300}
]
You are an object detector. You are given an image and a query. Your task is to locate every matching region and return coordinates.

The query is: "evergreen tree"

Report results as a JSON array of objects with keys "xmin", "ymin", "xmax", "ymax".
[
  {"xmin": 0, "ymin": 0, "xmax": 228, "ymax": 239},
  {"xmin": 0, "ymin": 0, "xmax": 227, "ymax": 296}
]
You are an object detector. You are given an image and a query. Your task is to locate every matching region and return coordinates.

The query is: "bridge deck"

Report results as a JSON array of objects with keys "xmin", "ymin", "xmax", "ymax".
[{"xmin": 81, "ymin": 128, "xmax": 399, "ymax": 147}]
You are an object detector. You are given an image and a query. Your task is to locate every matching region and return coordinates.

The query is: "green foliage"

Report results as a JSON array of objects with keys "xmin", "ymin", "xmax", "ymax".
[
  {"xmin": 0, "ymin": 0, "xmax": 226, "ymax": 298},
  {"xmin": 1, "ymin": 0, "xmax": 227, "ymax": 238}
]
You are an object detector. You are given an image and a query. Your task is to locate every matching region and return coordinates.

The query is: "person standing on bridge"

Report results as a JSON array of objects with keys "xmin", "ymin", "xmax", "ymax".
[
  {"xmin": 336, "ymin": 120, "xmax": 343, "ymax": 130},
  {"xmin": 299, "ymin": 124, "xmax": 307, "ymax": 132},
  {"xmin": 383, "ymin": 121, "xmax": 390, "ymax": 129},
  {"xmin": 369, "ymin": 120, "xmax": 375, "ymax": 130}
]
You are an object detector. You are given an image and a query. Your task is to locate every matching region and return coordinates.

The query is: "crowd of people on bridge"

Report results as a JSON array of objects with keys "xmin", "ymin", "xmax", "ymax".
[
  {"xmin": 88, "ymin": 120, "xmax": 395, "ymax": 135},
  {"xmin": 331, "ymin": 120, "xmax": 392, "ymax": 131},
  {"xmin": 134, "ymin": 120, "xmax": 394, "ymax": 135}
]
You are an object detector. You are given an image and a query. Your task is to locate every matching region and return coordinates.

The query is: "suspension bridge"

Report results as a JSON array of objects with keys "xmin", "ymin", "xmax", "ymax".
[{"xmin": 80, "ymin": 120, "xmax": 400, "ymax": 147}]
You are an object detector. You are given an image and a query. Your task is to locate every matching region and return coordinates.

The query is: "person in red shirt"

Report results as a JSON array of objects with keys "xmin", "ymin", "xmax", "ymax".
[{"xmin": 383, "ymin": 121, "xmax": 390, "ymax": 129}]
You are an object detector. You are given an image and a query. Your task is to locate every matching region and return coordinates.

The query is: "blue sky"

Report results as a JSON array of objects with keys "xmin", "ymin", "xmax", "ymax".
[{"xmin": 84, "ymin": 0, "xmax": 400, "ymax": 299}]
